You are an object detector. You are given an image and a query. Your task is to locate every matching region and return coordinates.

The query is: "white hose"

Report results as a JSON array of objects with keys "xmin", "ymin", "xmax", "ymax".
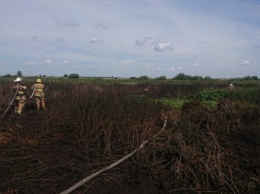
[
  {"xmin": 1, "ymin": 88, "xmax": 19, "ymax": 120},
  {"xmin": 59, "ymin": 115, "xmax": 168, "ymax": 194},
  {"xmin": 29, "ymin": 87, "xmax": 36, "ymax": 99}
]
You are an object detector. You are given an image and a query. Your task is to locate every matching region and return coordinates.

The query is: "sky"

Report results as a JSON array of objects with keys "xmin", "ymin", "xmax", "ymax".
[{"xmin": 1, "ymin": 0, "xmax": 260, "ymax": 78}]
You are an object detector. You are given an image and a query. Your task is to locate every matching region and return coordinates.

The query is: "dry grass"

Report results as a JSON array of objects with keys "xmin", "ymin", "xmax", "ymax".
[{"xmin": 0, "ymin": 79, "xmax": 259, "ymax": 193}]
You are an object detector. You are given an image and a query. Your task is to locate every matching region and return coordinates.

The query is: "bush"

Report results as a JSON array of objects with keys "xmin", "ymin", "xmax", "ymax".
[{"xmin": 68, "ymin": 73, "xmax": 79, "ymax": 79}]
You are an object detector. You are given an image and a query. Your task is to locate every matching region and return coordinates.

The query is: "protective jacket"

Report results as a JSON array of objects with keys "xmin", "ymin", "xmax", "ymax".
[
  {"xmin": 12, "ymin": 83, "xmax": 27, "ymax": 115},
  {"xmin": 31, "ymin": 83, "xmax": 44, "ymax": 97},
  {"xmin": 13, "ymin": 84, "xmax": 27, "ymax": 100}
]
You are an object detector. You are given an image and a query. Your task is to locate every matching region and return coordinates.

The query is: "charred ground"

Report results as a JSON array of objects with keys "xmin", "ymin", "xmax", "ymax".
[{"xmin": 0, "ymin": 79, "xmax": 259, "ymax": 193}]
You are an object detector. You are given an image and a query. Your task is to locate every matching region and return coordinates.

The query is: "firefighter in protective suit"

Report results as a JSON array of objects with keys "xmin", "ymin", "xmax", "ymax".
[
  {"xmin": 31, "ymin": 78, "xmax": 45, "ymax": 110},
  {"xmin": 13, "ymin": 77, "xmax": 27, "ymax": 115},
  {"xmin": 227, "ymin": 80, "xmax": 235, "ymax": 97}
]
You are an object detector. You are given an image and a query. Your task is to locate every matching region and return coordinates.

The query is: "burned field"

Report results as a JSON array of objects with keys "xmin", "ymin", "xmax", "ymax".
[{"xmin": 0, "ymin": 79, "xmax": 259, "ymax": 193}]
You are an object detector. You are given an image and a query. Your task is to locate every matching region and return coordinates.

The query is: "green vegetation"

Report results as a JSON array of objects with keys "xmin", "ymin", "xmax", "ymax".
[
  {"xmin": 156, "ymin": 98, "xmax": 190, "ymax": 109},
  {"xmin": 16, "ymin": 70, "xmax": 23, "ymax": 77},
  {"xmin": 68, "ymin": 73, "xmax": 80, "ymax": 79}
]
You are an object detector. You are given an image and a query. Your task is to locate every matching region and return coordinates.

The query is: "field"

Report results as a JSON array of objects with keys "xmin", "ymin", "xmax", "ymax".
[{"xmin": 0, "ymin": 78, "xmax": 259, "ymax": 194}]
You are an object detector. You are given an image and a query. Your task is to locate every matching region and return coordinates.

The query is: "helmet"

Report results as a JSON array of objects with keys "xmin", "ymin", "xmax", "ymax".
[
  {"xmin": 36, "ymin": 78, "xmax": 41, "ymax": 83},
  {"xmin": 14, "ymin": 77, "xmax": 22, "ymax": 82}
]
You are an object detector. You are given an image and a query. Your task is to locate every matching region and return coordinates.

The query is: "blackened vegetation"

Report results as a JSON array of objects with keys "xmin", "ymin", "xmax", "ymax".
[{"xmin": 0, "ymin": 80, "xmax": 259, "ymax": 194}]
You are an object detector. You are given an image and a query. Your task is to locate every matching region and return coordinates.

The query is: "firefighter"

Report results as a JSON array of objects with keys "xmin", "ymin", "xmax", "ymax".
[
  {"xmin": 13, "ymin": 77, "xmax": 27, "ymax": 115},
  {"xmin": 31, "ymin": 78, "xmax": 45, "ymax": 110},
  {"xmin": 227, "ymin": 80, "xmax": 235, "ymax": 97}
]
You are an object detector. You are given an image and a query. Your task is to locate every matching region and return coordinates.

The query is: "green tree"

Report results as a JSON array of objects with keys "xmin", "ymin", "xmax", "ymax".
[
  {"xmin": 17, "ymin": 70, "xmax": 23, "ymax": 77},
  {"xmin": 156, "ymin": 75, "xmax": 167, "ymax": 80},
  {"xmin": 191, "ymin": 75, "xmax": 202, "ymax": 80},
  {"xmin": 204, "ymin": 76, "xmax": 212, "ymax": 80},
  {"xmin": 244, "ymin": 75, "xmax": 258, "ymax": 80},
  {"xmin": 3, "ymin": 74, "xmax": 12, "ymax": 77},
  {"xmin": 68, "ymin": 73, "xmax": 79, "ymax": 79},
  {"xmin": 174, "ymin": 73, "xmax": 191, "ymax": 80},
  {"xmin": 138, "ymin": 75, "xmax": 149, "ymax": 80}
]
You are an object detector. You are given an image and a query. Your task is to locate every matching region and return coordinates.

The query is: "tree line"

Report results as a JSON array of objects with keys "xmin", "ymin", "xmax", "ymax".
[{"xmin": 1, "ymin": 71, "xmax": 258, "ymax": 81}]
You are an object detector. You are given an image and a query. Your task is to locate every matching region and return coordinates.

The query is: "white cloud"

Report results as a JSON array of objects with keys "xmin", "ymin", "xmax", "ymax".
[
  {"xmin": 0, "ymin": 0, "xmax": 259, "ymax": 78},
  {"xmin": 90, "ymin": 38, "xmax": 104, "ymax": 44},
  {"xmin": 241, "ymin": 60, "xmax": 251, "ymax": 66},
  {"xmin": 44, "ymin": 60, "xmax": 53, "ymax": 65},
  {"xmin": 153, "ymin": 42, "xmax": 174, "ymax": 52},
  {"xmin": 191, "ymin": 63, "xmax": 200, "ymax": 67},
  {"xmin": 168, "ymin": 66, "xmax": 182, "ymax": 71},
  {"xmin": 24, "ymin": 61, "xmax": 37, "ymax": 66}
]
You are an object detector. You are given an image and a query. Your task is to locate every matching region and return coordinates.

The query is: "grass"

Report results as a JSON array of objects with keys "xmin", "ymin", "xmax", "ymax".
[
  {"xmin": 0, "ymin": 77, "xmax": 259, "ymax": 193},
  {"xmin": 156, "ymin": 98, "xmax": 190, "ymax": 109}
]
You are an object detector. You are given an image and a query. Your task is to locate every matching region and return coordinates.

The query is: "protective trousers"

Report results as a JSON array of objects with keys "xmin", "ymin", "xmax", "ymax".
[
  {"xmin": 35, "ymin": 97, "xmax": 45, "ymax": 110},
  {"xmin": 15, "ymin": 99, "xmax": 26, "ymax": 115}
]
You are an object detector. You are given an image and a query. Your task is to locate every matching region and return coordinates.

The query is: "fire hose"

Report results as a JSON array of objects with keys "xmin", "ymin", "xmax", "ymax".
[
  {"xmin": 0, "ymin": 88, "xmax": 19, "ymax": 120},
  {"xmin": 0, "ymin": 87, "xmax": 36, "ymax": 120},
  {"xmin": 59, "ymin": 115, "xmax": 168, "ymax": 194},
  {"xmin": 29, "ymin": 86, "xmax": 36, "ymax": 99}
]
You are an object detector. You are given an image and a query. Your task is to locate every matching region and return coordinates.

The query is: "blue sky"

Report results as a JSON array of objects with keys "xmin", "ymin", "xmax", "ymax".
[{"xmin": 1, "ymin": 0, "xmax": 260, "ymax": 78}]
